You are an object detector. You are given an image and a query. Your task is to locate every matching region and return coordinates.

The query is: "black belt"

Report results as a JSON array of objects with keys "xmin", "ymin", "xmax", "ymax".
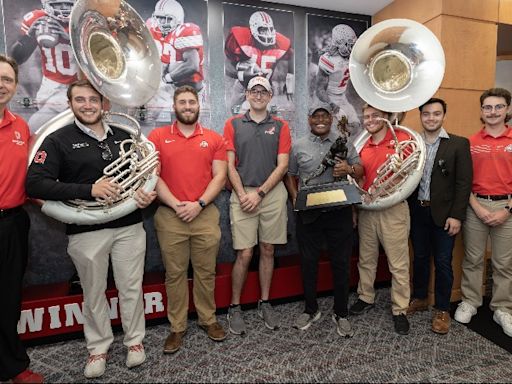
[
  {"xmin": 418, "ymin": 200, "xmax": 430, "ymax": 207},
  {"xmin": 475, "ymin": 193, "xmax": 512, "ymax": 201},
  {"xmin": 0, "ymin": 206, "xmax": 23, "ymax": 218}
]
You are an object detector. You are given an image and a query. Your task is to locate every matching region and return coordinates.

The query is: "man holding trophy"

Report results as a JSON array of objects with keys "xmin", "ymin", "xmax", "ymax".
[{"xmin": 285, "ymin": 102, "xmax": 363, "ymax": 335}]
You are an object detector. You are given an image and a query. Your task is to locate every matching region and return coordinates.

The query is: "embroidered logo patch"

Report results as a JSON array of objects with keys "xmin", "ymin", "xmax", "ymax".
[
  {"xmin": 12, "ymin": 130, "xmax": 25, "ymax": 146},
  {"xmin": 505, "ymin": 144, "xmax": 512, "ymax": 153},
  {"xmin": 72, "ymin": 142, "xmax": 90, "ymax": 149},
  {"xmin": 34, "ymin": 150, "xmax": 47, "ymax": 164},
  {"xmin": 200, "ymin": 140, "xmax": 208, "ymax": 148},
  {"xmin": 265, "ymin": 126, "xmax": 276, "ymax": 135}
]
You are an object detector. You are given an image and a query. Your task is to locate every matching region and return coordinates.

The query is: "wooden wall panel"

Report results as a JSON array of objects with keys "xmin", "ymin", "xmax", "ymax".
[
  {"xmin": 373, "ymin": 0, "xmax": 442, "ymax": 24},
  {"xmin": 442, "ymin": 0, "xmax": 499, "ymax": 22},
  {"xmin": 499, "ymin": 0, "xmax": 512, "ymax": 24},
  {"xmin": 441, "ymin": 17, "xmax": 497, "ymax": 90},
  {"xmin": 437, "ymin": 88, "xmax": 484, "ymax": 137}
]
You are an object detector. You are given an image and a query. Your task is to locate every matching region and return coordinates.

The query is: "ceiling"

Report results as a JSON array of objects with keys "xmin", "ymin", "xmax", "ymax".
[{"xmin": 267, "ymin": 0, "xmax": 394, "ymax": 16}]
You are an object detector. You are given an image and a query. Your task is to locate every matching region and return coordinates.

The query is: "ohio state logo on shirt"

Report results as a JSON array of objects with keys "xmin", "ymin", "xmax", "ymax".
[
  {"xmin": 505, "ymin": 144, "xmax": 512, "ymax": 153},
  {"xmin": 12, "ymin": 130, "xmax": 25, "ymax": 146},
  {"xmin": 200, "ymin": 140, "xmax": 208, "ymax": 148},
  {"xmin": 34, "ymin": 150, "xmax": 48, "ymax": 164}
]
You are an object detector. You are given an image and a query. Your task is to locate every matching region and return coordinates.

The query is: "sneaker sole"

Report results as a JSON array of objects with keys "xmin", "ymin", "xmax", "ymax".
[
  {"xmin": 331, "ymin": 315, "xmax": 354, "ymax": 338},
  {"xmin": 295, "ymin": 312, "xmax": 322, "ymax": 331},
  {"xmin": 493, "ymin": 313, "xmax": 512, "ymax": 337}
]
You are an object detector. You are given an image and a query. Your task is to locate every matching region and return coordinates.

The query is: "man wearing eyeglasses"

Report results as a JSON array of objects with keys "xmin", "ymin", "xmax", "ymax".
[
  {"xmin": 223, "ymin": 76, "xmax": 291, "ymax": 335},
  {"xmin": 406, "ymin": 98, "xmax": 472, "ymax": 334},
  {"xmin": 26, "ymin": 79, "xmax": 157, "ymax": 378},
  {"xmin": 454, "ymin": 88, "xmax": 512, "ymax": 338}
]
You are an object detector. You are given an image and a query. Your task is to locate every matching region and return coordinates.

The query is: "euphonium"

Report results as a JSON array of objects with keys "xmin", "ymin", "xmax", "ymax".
[
  {"xmin": 348, "ymin": 18, "xmax": 445, "ymax": 210},
  {"xmin": 27, "ymin": 0, "xmax": 161, "ymax": 225}
]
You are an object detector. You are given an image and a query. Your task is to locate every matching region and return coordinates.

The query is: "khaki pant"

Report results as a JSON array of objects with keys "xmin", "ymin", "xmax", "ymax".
[
  {"xmin": 67, "ymin": 223, "xmax": 146, "ymax": 355},
  {"xmin": 154, "ymin": 204, "xmax": 221, "ymax": 332},
  {"xmin": 462, "ymin": 198, "xmax": 512, "ymax": 314},
  {"xmin": 357, "ymin": 201, "xmax": 411, "ymax": 315}
]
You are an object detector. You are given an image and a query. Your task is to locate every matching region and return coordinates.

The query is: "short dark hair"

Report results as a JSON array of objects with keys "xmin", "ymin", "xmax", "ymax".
[
  {"xmin": 419, "ymin": 98, "xmax": 447, "ymax": 114},
  {"xmin": 0, "ymin": 54, "xmax": 19, "ymax": 83},
  {"xmin": 67, "ymin": 79, "xmax": 103, "ymax": 101},
  {"xmin": 173, "ymin": 85, "xmax": 199, "ymax": 105},
  {"xmin": 362, "ymin": 103, "xmax": 391, "ymax": 118},
  {"xmin": 480, "ymin": 88, "xmax": 511, "ymax": 106}
]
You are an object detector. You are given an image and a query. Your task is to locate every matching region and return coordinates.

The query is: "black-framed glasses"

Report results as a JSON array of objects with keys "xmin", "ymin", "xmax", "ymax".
[
  {"xmin": 98, "ymin": 141, "xmax": 113, "ymax": 161},
  {"xmin": 481, "ymin": 104, "xmax": 507, "ymax": 113},
  {"xmin": 248, "ymin": 89, "xmax": 270, "ymax": 98}
]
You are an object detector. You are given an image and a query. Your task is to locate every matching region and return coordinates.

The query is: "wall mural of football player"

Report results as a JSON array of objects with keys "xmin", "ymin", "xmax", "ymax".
[
  {"xmin": 223, "ymin": 5, "xmax": 294, "ymax": 116},
  {"xmin": 308, "ymin": 15, "xmax": 368, "ymax": 139},
  {"xmin": 144, "ymin": 0, "xmax": 206, "ymax": 123},
  {"xmin": 9, "ymin": 0, "xmax": 78, "ymax": 132}
]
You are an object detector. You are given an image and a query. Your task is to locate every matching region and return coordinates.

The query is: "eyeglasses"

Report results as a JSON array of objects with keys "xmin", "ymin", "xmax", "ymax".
[
  {"xmin": 248, "ymin": 89, "xmax": 270, "ymax": 98},
  {"xmin": 481, "ymin": 104, "xmax": 507, "ymax": 113},
  {"xmin": 98, "ymin": 141, "xmax": 113, "ymax": 161}
]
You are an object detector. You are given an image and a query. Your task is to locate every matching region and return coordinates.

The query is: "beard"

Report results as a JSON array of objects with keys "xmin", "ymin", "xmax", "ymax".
[
  {"xmin": 75, "ymin": 110, "xmax": 102, "ymax": 126},
  {"xmin": 175, "ymin": 108, "xmax": 200, "ymax": 125}
]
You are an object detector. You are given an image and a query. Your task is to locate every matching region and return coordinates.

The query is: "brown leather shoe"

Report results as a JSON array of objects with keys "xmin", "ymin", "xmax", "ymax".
[
  {"xmin": 199, "ymin": 322, "xmax": 227, "ymax": 341},
  {"xmin": 432, "ymin": 310, "xmax": 451, "ymax": 334},
  {"xmin": 407, "ymin": 298, "xmax": 429, "ymax": 315},
  {"xmin": 163, "ymin": 331, "xmax": 185, "ymax": 354}
]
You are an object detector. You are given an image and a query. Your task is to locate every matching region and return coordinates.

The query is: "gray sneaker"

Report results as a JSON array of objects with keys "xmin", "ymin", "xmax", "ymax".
[
  {"xmin": 332, "ymin": 314, "xmax": 354, "ymax": 338},
  {"xmin": 294, "ymin": 311, "xmax": 321, "ymax": 330},
  {"xmin": 258, "ymin": 301, "xmax": 279, "ymax": 330},
  {"xmin": 227, "ymin": 305, "xmax": 247, "ymax": 335}
]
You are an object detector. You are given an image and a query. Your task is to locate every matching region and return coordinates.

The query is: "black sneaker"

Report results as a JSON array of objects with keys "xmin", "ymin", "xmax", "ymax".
[
  {"xmin": 349, "ymin": 299, "xmax": 375, "ymax": 315},
  {"xmin": 393, "ymin": 314, "xmax": 410, "ymax": 335}
]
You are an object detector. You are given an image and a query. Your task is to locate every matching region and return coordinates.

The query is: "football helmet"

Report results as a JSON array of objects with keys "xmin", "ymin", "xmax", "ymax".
[
  {"xmin": 41, "ymin": 0, "xmax": 74, "ymax": 22},
  {"xmin": 152, "ymin": 0, "xmax": 184, "ymax": 35},
  {"xmin": 249, "ymin": 11, "xmax": 276, "ymax": 46},
  {"xmin": 331, "ymin": 24, "xmax": 356, "ymax": 58}
]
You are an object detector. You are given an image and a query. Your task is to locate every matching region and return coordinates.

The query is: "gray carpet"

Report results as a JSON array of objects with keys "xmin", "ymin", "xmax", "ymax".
[{"xmin": 28, "ymin": 288, "xmax": 512, "ymax": 383}]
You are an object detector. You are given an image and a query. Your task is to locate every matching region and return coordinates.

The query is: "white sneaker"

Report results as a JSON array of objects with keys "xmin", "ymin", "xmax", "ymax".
[
  {"xmin": 454, "ymin": 301, "xmax": 477, "ymax": 324},
  {"xmin": 84, "ymin": 353, "xmax": 107, "ymax": 378},
  {"xmin": 493, "ymin": 309, "xmax": 512, "ymax": 337},
  {"xmin": 126, "ymin": 344, "xmax": 146, "ymax": 368}
]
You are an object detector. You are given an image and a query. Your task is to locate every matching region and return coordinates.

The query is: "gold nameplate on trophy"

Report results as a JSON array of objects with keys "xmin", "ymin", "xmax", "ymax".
[{"xmin": 306, "ymin": 189, "xmax": 347, "ymax": 207}]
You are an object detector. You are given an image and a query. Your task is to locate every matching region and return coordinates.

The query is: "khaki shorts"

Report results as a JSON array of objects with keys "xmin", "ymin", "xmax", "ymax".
[{"xmin": 230, "ymin": 181, "xmax": 288, "ymax": 250}]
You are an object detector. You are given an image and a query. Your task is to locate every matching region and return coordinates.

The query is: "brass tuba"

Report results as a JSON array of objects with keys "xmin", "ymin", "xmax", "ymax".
[
  {"xmin": 28, "ymin": 0, "xmax": 161, "ymax": 225},
  {"xmin": 348, "ymin": 18, "xmax": 445, "ymax": 210}
]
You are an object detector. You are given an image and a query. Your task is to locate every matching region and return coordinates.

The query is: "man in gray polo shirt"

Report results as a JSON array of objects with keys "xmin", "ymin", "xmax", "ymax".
[
  {"xmin": 223, "ymin": 76, "xmax": 291, "ymax": 335},
  {"xmin": 285, "ymin": 102, "xmax": 363, "ymax": 335}
]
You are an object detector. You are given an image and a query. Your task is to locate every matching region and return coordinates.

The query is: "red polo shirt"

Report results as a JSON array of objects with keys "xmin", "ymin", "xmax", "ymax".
[
  {"xmin": 469, "ymin": 125, "xmax": 512, "ymax": 195},
  {"xmin": 149, "ymin": 122, "xmax": 227, "ymax": 202},
  {"xmin": 360, "ymin": 128, "xmax": 412, "ymax": 191},
  {"xmin": 0, "ymin": 109, "xmax": 30, "ymax": 209}
]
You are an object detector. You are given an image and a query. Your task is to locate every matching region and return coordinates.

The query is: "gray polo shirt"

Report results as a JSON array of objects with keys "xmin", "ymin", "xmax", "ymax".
[
  {"xmin": 225, "ymin": 111, "xmax": 290, "ymax": 187},
  {"xmin": 289, "ymin": 130, "xmax": 361, "ymax": 189}
]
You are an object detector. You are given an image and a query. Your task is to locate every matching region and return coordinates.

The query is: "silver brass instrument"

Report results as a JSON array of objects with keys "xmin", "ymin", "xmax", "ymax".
[
  {"xmin": 28, "ymin": 0, "xmax": 161, "ymax": 225},
  {"xmin": 349, "ymin": 18, "xmax": 445, "ymax": 210}
]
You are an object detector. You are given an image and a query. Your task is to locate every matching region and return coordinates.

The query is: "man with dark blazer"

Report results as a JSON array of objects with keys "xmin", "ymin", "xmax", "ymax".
[{"xmin": 407, "ymin": 98, "xmax": 472, "ymax": 334}]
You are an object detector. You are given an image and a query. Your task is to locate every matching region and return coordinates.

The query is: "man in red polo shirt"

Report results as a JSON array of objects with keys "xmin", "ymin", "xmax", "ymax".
[
  {"xmin": 349, "ymin": 104, "xmax": 412, "ymax": 335},
  {"xmin": 148, "ymin": 85, "xmax": 228, "ymax": 353},
  {"xmin": 454, "ymin": 88, "xmax": 512, "ymax": 337},
  {"xmin": 0, "ymin": 54, "xmax": 43, "ymax": 383}
]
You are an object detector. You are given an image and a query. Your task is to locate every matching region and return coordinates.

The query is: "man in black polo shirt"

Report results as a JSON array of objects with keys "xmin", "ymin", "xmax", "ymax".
[
  {"xmin": 223, "ymin": 76, "xmax": 291, "ymax": 335},
  {"xmin": 26, "ymin": 79, "xmax": 156, "ymax": 379}
]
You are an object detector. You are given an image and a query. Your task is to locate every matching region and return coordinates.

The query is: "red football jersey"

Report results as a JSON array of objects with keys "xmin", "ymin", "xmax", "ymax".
[
  {"xmin": 148, "ymin": 20, "xmax": 204, "ymax": 84},
  {"xmin": 225, "ymin": 26, "xmax": 292, "ymax": 79},
  {"xmin": 21, "ymin": 9, "xmax": 78, "ymax": 84}
]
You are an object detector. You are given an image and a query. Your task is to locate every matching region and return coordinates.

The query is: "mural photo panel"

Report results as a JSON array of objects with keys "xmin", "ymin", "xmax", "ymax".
[
  {"xmin": 223, "ymin": 3, "xmax": 295, "ymax": 120},
  {"xmin": 307, "ymin": 13, "xmax": 368, "ymax": 139}
]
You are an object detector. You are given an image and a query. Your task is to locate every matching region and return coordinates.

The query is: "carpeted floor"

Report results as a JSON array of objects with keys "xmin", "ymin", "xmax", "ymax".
[{"xmin": 27, "ymin": 288, "xmax": 512, "ymax": 383}]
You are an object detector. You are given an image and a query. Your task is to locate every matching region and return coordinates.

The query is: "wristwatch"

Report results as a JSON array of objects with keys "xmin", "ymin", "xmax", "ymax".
[
  {"xmin": 257, "ymin": 189, "xmax": 266, "ymax": 198},
  {"xmin": 198, "ymin": 199, "xmax": 207, "ymax": 209},
  {"xmin": 504, "ymin": 205, "xmax": 512, "ymax": 214}
]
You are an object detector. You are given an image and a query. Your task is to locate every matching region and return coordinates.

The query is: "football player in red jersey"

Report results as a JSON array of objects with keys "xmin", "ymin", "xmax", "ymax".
[
  {"xmin": 224, "ymin": 11, "xmax": 294, "ymax": 113},
  {"xmin": 315, "ymin": 24, "xmax": 361, "ymax": 137},
  {"xmin": 9, "ymin": 0, "xmax": 78, "ymax": 131},
  {"xmin": 145, "ymin": 0, "xmax": 205, "ymax": 122}
]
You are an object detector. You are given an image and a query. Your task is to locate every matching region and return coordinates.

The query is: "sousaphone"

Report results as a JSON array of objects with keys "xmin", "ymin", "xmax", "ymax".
[
  {"xmin": 349, "ymin": 18, "xmax": 445, "ymax": 210},
  {"xmin": 28, "ymin": 0, "xmax": 161, "ymax": 225}
]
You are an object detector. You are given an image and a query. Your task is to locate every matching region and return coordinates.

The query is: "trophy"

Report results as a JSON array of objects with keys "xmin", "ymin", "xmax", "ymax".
[{"xmin": 295, "ymin": 116, "xmax": 362, "ymax": 211}]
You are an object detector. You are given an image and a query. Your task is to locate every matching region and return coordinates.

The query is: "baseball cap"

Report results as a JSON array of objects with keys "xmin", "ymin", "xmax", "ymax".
[
  {"xmin": 247, "ymin": 76, "xmax": 272, "ymax": 93},
  {"xmin": 308, "ymin": 102, "xmax": 333, "ymax": 116}
]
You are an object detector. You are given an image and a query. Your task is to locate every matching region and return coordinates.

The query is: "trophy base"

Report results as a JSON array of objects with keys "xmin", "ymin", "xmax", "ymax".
[{"xmin": 295, "ymin": 181, "xmax": 362, "ymax": 211}]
